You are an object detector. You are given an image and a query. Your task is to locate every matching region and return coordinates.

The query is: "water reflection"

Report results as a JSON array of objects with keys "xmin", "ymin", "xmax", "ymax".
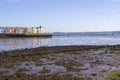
[{"xmin": 0, "ymin": 37, "xmax": 47, "ymax": 51}]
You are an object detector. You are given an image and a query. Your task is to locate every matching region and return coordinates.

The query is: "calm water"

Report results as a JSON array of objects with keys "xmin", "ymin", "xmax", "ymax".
[{"xmin": 0, "ymin": 35, "xmax": 120, "ymax": 51}]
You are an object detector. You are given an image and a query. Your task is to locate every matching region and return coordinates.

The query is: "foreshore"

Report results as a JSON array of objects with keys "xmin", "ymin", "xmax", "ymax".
[{"xmin": 0, "ymin": 45, "xmax": 120, "ymax": 80}]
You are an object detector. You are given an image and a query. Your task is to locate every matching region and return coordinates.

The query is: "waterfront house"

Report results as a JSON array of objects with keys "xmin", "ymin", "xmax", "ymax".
[
  {"xmin": 37, "ymin": 27, "xmax": 41, "ymax": 34},
  {"xmin": 6, "ymin": 27, "xmax": 15, "ymax": 33},
  {"xmin": 23, "ymin": 27, "xmax": 28, "ymax": 34},
  {"xmin": 15, "ymin": 27, "xmax": 19, "ymax": 33},
  {"xmin": 32, "ymin": 27, "xmax": 38, "ymax": 34},
  {"xmin": 40, "ymin": 26, "xmax": 44, "ymax": 33},
  {"xmin": 28, "ymin": 27, "xmax": 33, "ymax": 34},
  {"xmin": 0, "ymin": 28, "xmax": 2, "ymax": 33},
  {"xmin": 15, "ymin": 27, "xmax": 24, "ymax": 34},
  {"xmin": 37, "ymin": 26, "xmax": 44, "ymax": 34},
  {"xmin": 0, "ymin": 27, "xmax": 6, "ymax": 33},
  {"xmin": 0, "ymin": 26, "xmax": 44, "ymax": 34}
]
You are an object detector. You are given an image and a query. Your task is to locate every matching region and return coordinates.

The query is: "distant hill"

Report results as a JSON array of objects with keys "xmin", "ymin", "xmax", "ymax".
[{"xmin": 52, "ymin": 31, "xmax": 120, "ymax": 36}]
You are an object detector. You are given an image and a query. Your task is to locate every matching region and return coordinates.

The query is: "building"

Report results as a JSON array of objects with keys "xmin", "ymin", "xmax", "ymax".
[
  {"xmin": 40, "ymin": 26, "xmax": 44, "ymax": 33},
  {"xmin": 28, "ymin": 27, "xmax": 33, "ymax": 34},
  {"xmin": 0, "ymin": 27, "xmax": 3, "ymax": 33},
  {"xmin": 23, "ymin": 27, "xmax": 28, "ymax": 34},
  {"xmin": 6, "ymin": 27, "xmax": 15, "ymax": 33},
  {"xmin": 37, "ymin": 26, "xmax": 44, "ymax": 34},
  {"xmin": 32, "ymin": 27, "xmax": 38, "ymax": 34},
  {"xmin": 28, "ymin": 26, "xmax": 44, "ymax": 34},
  {"xmin": 0, "ymin": 27, "xmax": 6, "ymax": 33},
  {"xmin": 15, "ymin": 27, "xmax": 23, "ymax": 34},
  {"xmin": 0, "ymin": 26, "xmax": 44, "ymax": 34}
]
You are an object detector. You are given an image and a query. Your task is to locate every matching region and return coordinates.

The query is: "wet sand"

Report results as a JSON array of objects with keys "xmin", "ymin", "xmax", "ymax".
[{"xmin": 0, "ymin": 45, "xmax": 120, "ymax": 80}]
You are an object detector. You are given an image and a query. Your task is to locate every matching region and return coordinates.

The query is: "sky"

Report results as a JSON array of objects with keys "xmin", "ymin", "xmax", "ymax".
[{"xmin": 0, "ymin": 0, "xmax": 120, "ymax": 32}]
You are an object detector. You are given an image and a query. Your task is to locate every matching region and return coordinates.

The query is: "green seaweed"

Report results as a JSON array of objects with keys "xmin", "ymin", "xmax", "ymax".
[{"xmin": 105, "ymin": 70, "xmax": 120, "ymax": 80}]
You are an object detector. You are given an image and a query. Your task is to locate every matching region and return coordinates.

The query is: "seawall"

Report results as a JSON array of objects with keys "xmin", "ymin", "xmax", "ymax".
[{"xmin": 0, "ymin": 33, "xmax": 52, "ymax": 38}]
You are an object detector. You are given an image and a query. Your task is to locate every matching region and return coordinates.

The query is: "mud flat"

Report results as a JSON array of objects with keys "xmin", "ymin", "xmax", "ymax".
[{"xmin": 0, "ymin": 45, "xmax": 120, "ymax": 80}]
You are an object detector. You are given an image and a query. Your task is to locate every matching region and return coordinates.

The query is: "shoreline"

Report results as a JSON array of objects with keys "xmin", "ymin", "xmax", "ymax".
[
  {"xmin": 1, "ymin": 45, "xmax": 120, "ymax": 53},
  {"xmin": 0, "ymin": 45, "xmax": 120, "ymax": 80}
]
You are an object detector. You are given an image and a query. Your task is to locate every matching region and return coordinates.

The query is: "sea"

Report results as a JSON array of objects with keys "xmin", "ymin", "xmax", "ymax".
[{"xmin": 1, "ymin": 32, "xmax": 120, "ymax": 51}]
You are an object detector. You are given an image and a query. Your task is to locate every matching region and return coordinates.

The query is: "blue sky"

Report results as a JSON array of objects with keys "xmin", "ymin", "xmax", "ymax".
[{"xmin": 0, "ymin": 0, "xmax": 120, "ymax": 32}]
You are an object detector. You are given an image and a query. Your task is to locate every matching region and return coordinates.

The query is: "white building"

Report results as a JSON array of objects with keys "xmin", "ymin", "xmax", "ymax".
[{"xmin": 37, "ymin": 26, "xmax": 44, "ymax": 34}]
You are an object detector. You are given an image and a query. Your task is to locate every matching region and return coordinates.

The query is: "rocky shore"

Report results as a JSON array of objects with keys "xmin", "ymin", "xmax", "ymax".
[{"xmin": 0, "ymin": 45, "xmax": 120, "ymax": 80}]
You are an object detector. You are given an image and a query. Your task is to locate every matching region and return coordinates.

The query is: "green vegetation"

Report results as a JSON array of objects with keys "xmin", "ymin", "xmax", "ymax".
[{"xmin": 105, "ymin": 70, "xmax": 120, "ymax": 80}]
